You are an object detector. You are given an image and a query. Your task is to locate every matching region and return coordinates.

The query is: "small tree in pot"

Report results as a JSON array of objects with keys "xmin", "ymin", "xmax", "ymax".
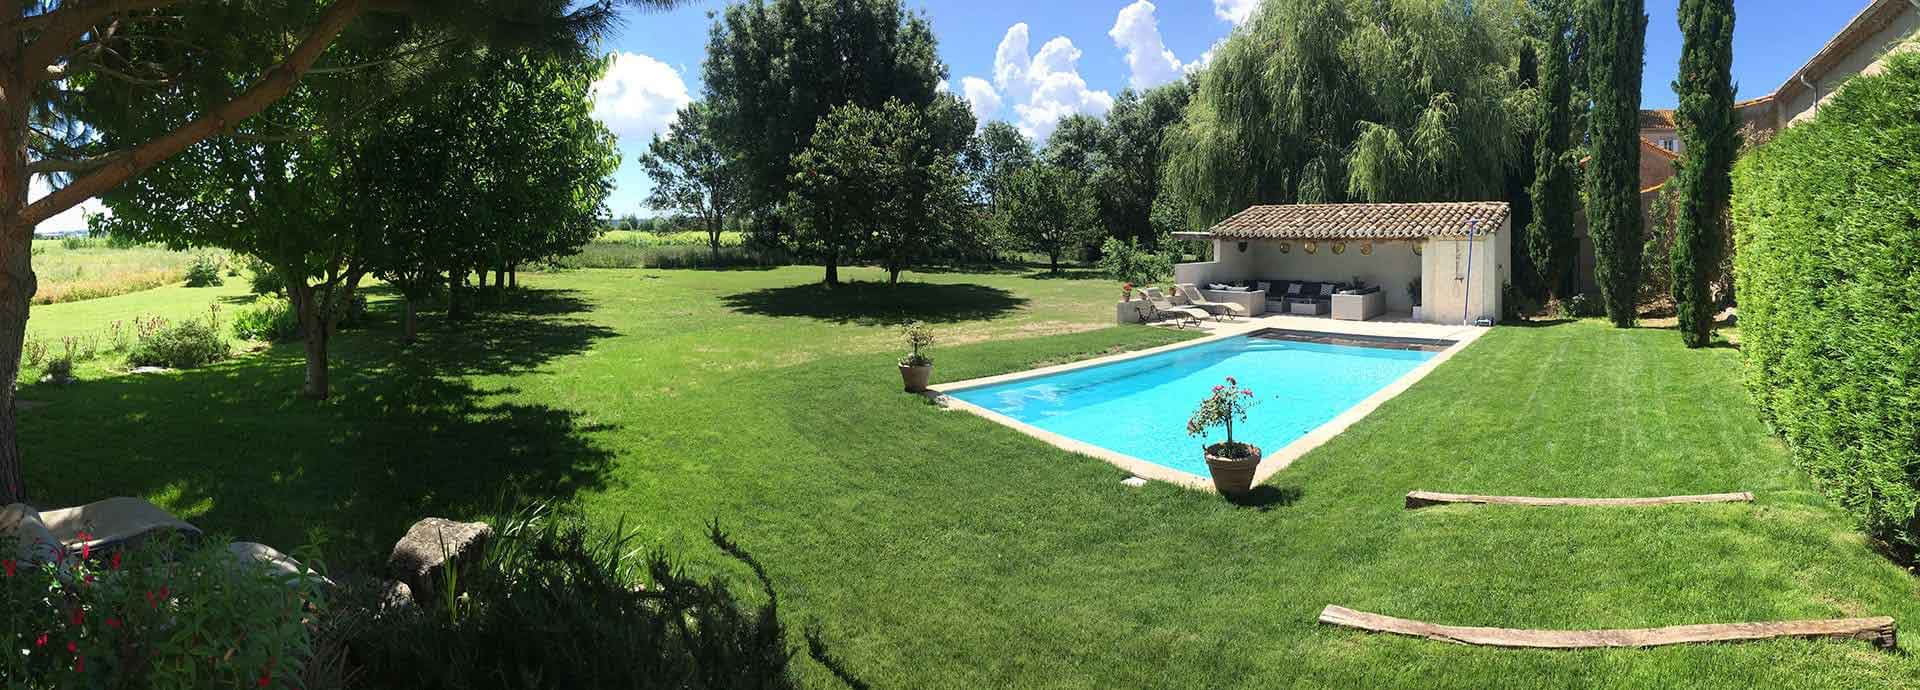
[
  {"xmin": 1188, "ymin": 376, "xmax": 1262, "ymax": 497},
  {"xmin": 900, "ymin": 321, "xmax": 935, "ymax": 392}
]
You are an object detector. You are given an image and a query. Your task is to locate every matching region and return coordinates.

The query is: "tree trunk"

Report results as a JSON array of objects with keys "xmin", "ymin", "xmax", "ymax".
[
  {"xmin": 824, "ymin": 248, "xmax": 840, "ymax": 287},
  {"xmin": 446, "ymin": 269, "xmax": 464, "ymax": 321},
  {"xmin": 1048, "ymin": 250, "xmax": 1061, "ymax": 274},
  {"xmin": 0, "ymin": 69, "xmax": 37, "ymax": 505},
  {"xmin": 402, "ymin": 297, "xmax": 419, "ymax": 344},
  {"xmin": 287, "ymin": 282, "xmax": 330, "ymax": 400},
  {"xmin": 709, "ymin": 220, "xmax": 723, "ymax": 264},
  {"xmin": 493, "ymin": 267, "xmax": 504, "ymax": 289},
  {"xmin": 508, "ymin": 264, "xmax": 517, "ymax": 289},
  {"xmin": 888, "ymin": 261, "xmax": 901, "ymax": 285},
  {"xmin": 0, "ymin": 219, "xmax": 34, "ymax": 506}
]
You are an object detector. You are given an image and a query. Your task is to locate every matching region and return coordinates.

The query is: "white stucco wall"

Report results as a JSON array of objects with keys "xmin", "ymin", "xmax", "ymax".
[{"xmin": 1420, "ymin": 220, "xmax": 1510, "ymax": 324}]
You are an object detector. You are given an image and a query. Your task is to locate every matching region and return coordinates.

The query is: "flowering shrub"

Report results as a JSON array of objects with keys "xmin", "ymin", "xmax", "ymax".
[
  {"xmin": 1187, "ymin": 376, "xmax": 1260, "ymax": 458},
  {"xmin": 0, "ymin": 533, "xmax": 324, "ymax": 688},
  {"xmin": 900, "ymin": 321, "xmax": 933, "ymax": 367}
]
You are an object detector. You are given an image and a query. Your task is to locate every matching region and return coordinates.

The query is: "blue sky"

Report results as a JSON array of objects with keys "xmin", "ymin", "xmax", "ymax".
[
  {"xmin": 589, "ymin": 0, "xmax": 1876, "ymax": 219},
  {"xmin": 30, "ymin": 1, "xmax": 1883, "ymax": 231}
]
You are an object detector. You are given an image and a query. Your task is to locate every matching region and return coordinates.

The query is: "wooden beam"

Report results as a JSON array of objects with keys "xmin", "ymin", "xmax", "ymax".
[
  {"xmin": 1317, "ymin": 605, "xmax": 1897, "ymax": 650},
  {"xmin": 1404, "ymin": 490, "xmax": 1753, "ymax": 509}
]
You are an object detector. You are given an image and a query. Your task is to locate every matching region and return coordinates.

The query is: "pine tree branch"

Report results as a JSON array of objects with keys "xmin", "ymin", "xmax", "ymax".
[{"xmin": 20, "ymin": 0, "xmax": 370, "ymax": 228}]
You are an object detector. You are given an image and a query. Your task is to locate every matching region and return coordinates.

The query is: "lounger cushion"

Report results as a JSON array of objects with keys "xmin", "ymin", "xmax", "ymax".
[
  {"xmin": 41, "ymin": 497, "xmax": 203, "ymax": 553},
  {"xmin": 1, "ymin": 503, "xmax": 61, "ymax": 564}
]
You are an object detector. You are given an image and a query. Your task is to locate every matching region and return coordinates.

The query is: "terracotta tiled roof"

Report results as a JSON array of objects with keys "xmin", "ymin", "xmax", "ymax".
[
  {"xmin": 1203, "ymin": 202, "xmax": 1510, "ymax": 240},
  {"xmin": 1640, "ymin": 136, "xmax": 1679, "ymax": 160},
  {"xmin": 1638, "ymin": 109, "xmax": 1678, "ymax": 129}
]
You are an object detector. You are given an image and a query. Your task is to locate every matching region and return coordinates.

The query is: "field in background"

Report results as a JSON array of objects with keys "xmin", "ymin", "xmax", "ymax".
[
  {"xmin": 556, "ymin": 229, "xmax": 786, "ymax": 269},
  {"xmin": 31, "ymin": 238, "xmax": 213, "ymax": 305}
]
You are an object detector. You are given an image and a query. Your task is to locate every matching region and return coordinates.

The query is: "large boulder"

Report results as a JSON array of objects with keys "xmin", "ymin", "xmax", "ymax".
[{"xmin": 387, "ymin": 518, "xmax": 492, "ymax": 599}]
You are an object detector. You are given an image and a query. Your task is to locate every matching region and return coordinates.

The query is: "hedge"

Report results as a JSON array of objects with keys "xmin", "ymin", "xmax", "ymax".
[{"xmin": 1731, "ymin": 52, "xmax": 1920, "ymax": 549}]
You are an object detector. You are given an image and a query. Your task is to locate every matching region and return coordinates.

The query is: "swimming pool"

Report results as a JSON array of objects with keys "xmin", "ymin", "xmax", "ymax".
[{"xmin": 946, "ymin": 332, "xmax": 1442, "ymax": 478}]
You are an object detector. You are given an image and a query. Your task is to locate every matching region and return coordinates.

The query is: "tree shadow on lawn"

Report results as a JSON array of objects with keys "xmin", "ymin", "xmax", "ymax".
[
  {"xmin": 19, "ymin": 289, "xmax": 621, "ymax": 565},
  {"xmin": 1229, "ymin": 485, "xmax": 1303, "ymax": 512},
  {"xmin": 1021, "ymin": 268, "xmax": 1104, "ymax": 281},
  {"xmin": 720, "ymin": 280, "xmax": 1028, "ymax": 325}
]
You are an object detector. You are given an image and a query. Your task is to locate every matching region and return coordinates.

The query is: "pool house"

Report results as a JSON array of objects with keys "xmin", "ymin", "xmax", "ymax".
[{"xmin": 1169, "ymin": 201, "xmax": 1511, "ymax": 324}]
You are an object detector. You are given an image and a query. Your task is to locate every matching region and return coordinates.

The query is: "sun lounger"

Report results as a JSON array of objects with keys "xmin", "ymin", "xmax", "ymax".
[
  {"xmin": 1176, "ymin": 284, "xmax": 1248, "ymax": 320},
  {"xmin": 1142, "ymin": 288, "xmax": 1210, "ymax": 327}
]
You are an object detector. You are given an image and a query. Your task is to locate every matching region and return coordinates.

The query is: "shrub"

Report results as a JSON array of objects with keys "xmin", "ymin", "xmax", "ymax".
[
  {"xmin": 126, "ymin": 318, "xmax": 230, "ymax": 369},
  {"xmin": 900, "ymin": 321, "xmax": 933, "ymax": 367},
  {"xmin": 0, "ymin": 533, "xmax": 326, "ymax": 688},
  {"xmin": 1095, "ymin": 237, "xmax": 1174, "ymax": 287},
  {"xmin": 183, "ymin": 253, "xmax": 224, "ymax": 287},
  {"xmin": 1731, "ymin": 52, "xmax": 1920, "ymax": 550},
  {"xmin": 232, "ymin": 295, "xmax": 301, "ymax": 343},
  {"xmin": 550, "ymin": 241, "xmax": 790, "ymax": 270},
  {"xmin": 241, "ymin": 255, "xmax": 283, "ymax": 296},
  {"xmin": 43, "ymin": 356, "xmax": 73, "ymax": 383},
  {"xmin": 330, "ymin": 509, "xmax": 815, "ymax": 689}
]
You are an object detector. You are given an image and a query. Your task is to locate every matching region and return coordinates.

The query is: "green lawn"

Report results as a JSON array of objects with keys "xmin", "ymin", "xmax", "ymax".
[{"xmin": 17, "ymin": 265, "xmax": 1918, "ymax": 688}]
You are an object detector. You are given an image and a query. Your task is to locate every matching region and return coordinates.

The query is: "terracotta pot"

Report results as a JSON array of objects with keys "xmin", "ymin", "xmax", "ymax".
[
  {"xmin": 900, "ymin": 364, "xmax": 933, "ymax": 392},
  {"xmin": 1203, "ymin": 443, "xmax": 1263, "ymax": 497}
]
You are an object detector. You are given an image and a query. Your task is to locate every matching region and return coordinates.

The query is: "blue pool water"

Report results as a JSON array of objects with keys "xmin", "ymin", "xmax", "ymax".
[{"xmin": 949, "ymin": 335, "xmax": 1438, "ymax": 476}]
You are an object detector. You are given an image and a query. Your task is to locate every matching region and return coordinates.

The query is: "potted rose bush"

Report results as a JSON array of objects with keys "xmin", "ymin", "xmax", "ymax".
[
  {"xmin": 899, "ymin": 321, "xmax": 934, "ymax": 392},
  {"xmin": 1187, "ymin": 376, "xmax": 1262, "ymax": 497}
]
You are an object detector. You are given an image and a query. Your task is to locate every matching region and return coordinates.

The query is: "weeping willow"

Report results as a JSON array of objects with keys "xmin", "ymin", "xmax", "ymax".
[{"xmin": 1163, "ymin": 0, "xmax": 1527, "ymax": 225}]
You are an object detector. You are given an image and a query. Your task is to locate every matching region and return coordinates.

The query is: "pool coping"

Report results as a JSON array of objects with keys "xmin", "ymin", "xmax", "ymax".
[{"xmin": 927, "ymin": 316, "xmax": 1489, "ymax": 491}]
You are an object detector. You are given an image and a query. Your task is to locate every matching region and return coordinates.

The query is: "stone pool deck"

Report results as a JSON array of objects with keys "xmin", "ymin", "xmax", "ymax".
[{"xmin": 929, "ymin": 312, "xmax": 1489, "ymax": 491}]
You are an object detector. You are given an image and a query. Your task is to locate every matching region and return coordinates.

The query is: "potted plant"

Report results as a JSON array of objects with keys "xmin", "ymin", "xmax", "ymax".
[
  {"xmin": 899, "ymin": 321, "xmax": 935, "ymax": 392},
  {"xmin": 1187, "ymin": 376, "xmax": 1262, "ymax": 497},
  {"xmin": 1121, "ymin": 282, "xmax": 1135, "ymax": 301},
  {"xmin": 1408, "ymin": 278, "xmax": 1423, "ymax": 320}
]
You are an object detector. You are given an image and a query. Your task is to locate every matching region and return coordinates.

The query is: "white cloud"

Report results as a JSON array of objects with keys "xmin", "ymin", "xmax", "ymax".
[
  {"xmin": 1188, "ymin": 37, "xmax": 1228, "ymax": 75},
  {"xmin": 959, "ymin": 76, "xmax": 1003, "ymax": 122},
  {"xmin": 979, "ymin": 25, "xmax": 1113, "ymax": 140},
  {"xmin": 591, "ymin": 51, "xmax": 692, "ymax": 146},
  {"xmin": 1110, "ymin": 1, "xmax": 1184, "ymax": 89},
  {"xmin": 1214, "ymin": 0, "xmax": 1259, "ymax": 25}
]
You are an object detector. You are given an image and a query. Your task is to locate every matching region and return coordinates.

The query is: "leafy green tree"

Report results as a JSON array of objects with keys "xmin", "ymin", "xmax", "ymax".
[
  {"xmin": 1528, "ymin": 0, "xmax": 1581, "ymax": 304},
  {"xmin": 1163, "ymin": 0, "xmax": 1522, "ymax": 226},
  {"xmin": 1670, "ymin": 0, "xmax": 1736, "ymax": 347},
  {"xmin": 1098, "ymin": 82, "xmax": 1192, "ymax": 249},
  {"xmin": 1002, "ymin": 163, "xmax": 1097, "ymax": 274},
  {"xmin": 640, "ymin": 102, "xmax": 742, "ymax": 263},
  {"xmin": 964, "ymin": 121, "xmax": 1036, "ymax": 211},
  {"xmin": 1043, "ymin": 114, "xmax": 1106, "ymax": 183},
  {"xmin": 703, "ymin": 0, "xmax": 947, "ymax": 235},
  {"xmin": 95, "ymin": 89, "xmax": 375, "ymax": 401},
  {"xmin": 867, "ymin": 97, "xmax": 975, "ymax": 283},
  {"xmin": 785, "ymin": 106, "xmax": 884, "ymax": 286},
  {"xmin": 785, "ymin": 98, "xmax": 972, "ymax": 285},
  {"xmin": 0, "ymin": 0, "xmax": 672, "ymax": 507},
  {"xmin": 357, "ymin": 52, "xmax": 617, "ymax": 337},
  {"xmin": 1582, "ymin": 0, "xmax": 1648, "ymax": 327}
]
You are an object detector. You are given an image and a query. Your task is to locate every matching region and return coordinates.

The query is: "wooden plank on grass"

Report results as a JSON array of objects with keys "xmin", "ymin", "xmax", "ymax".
[
  {"xmin": 1317, "ymin": 605, "xmax": 1897, "ymax": 650},
  {"xmin": 1404, "ymin": 490, "xmax": 1753, "ymax": 509}
]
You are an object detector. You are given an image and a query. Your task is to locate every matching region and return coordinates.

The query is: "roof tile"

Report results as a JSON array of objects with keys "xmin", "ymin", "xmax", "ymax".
[{"xmin": 1203, "ymin": 202, "xmax": 1510, "ymax": 240}]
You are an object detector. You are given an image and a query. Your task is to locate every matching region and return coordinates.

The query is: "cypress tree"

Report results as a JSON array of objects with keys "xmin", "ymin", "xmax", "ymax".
[
  {"xmin": 1528, "ymin": 2, "xmax": 1579, "ymax": 305},
  {"xmin": 1670, "ymin": 0, "xmax": 1736, "ymax": 347},
  {"xmin": 1507, "ymin": 41, "xmax": 1541, "ymax": 300},
  {"xmin": 1582, "ymin": 0, "xmax": 1648, "ymax": 327}
]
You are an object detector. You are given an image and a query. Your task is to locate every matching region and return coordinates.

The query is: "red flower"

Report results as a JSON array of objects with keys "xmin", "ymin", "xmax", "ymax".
[
  {"xmin": 109, "ymin": 551, "xmax": 121, "ymax": 571},
  {"xmin": 1212, "ymin": 385, "xmax": 1223, "ymax": 392},
  {"xmin": 106, "ymin": 617, "xmax": 122, "ymax": 629},
  {"xmin": 1225, "ymin": 376, "xmax": 1236, "ymax": 385},
  {"xmin": 3, "ymin": 559, "xmax": 13, "ymax": 577},
  {"xmin": 34, "ymin": 633, "xmax": 47, "ymax": 648},
  {"xmin": 1242, "ymin": 390, "xmax": 1254, "ymax": 397},
  {"xmin": 69, "ymin": 606, "xmax": 84, "ymax": 626},
  {"xmin": 258, "ymin": 675, "xmax": 271, "ymax": 688},
  {"xmin": 66, "ymin": 641, "xmax": 76, "ymax": 654}
]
